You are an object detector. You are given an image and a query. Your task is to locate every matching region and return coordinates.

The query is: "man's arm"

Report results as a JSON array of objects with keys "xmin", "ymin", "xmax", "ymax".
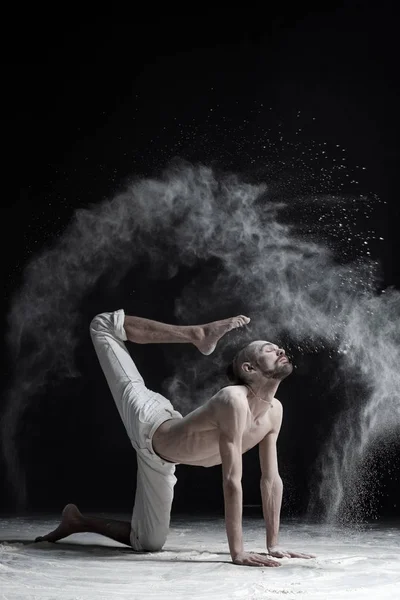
[
  {"xmin": 259, "ymin": 402, "xmax": 283, "ymax": 550},
  {"xmin": 217, "ymin": 390, "xmax": 280, "ymax": 567},
  {"xmin": 218, "ymin": 392, "xmax": 246, "ymax": 559},
  {"xmin": 259, "ymin": 401, "xmax": 316, "ymax": 560}
]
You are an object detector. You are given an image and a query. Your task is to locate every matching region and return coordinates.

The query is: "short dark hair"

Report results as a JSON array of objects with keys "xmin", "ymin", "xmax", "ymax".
[
  {"xmin": 226, "ymin": 343, "xmax": 258, "ymax": 385},
  {"xmin": 226, "ymin": 360, "xmax": 241, "ymax": 383}
]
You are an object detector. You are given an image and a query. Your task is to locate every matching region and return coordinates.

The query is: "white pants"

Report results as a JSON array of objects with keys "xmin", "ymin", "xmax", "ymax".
[{"xmin": 90, "ymin": 310, "xmax": 182, "ymax": 551}]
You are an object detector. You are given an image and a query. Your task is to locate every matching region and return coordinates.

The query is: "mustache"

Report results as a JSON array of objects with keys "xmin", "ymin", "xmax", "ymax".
[{"xmin": 276, "ymin": 355, "xmax": 290, "ymax": 364}]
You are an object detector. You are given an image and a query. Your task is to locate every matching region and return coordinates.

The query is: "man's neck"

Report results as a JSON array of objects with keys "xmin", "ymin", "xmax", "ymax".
[{"xmin": 246, "ymin": 378, "xmax": 280, "ymax": 406}]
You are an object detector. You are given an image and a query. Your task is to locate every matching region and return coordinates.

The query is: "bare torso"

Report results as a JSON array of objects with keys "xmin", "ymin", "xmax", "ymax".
[{"xmin": 152, "ymin": 385, "xmax": 280, "ymax": 466}]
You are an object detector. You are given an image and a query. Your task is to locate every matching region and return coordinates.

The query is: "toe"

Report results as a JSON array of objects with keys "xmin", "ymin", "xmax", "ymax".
[{"xmin": 237, "ymin": 315, "xmax": 250, "ymax": 326}]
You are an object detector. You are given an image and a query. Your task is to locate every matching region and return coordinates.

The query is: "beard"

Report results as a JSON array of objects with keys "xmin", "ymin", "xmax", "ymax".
[
  {"xmin": 275, "ymin": 361, "xmax": 293, "ymax": 380},
  {"xmin": 262, "ymin": 360, "xmax": 293, "ymax": 381}
]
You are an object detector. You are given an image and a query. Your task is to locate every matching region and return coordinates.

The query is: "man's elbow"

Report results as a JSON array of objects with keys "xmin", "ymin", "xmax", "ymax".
[
  {"xmin": 260, "ymin": 474, "xmax": 283, "ymax": 489},
  {"xmin": 223, "ymin": 476, "xmax": 242, "ymax": 492}
]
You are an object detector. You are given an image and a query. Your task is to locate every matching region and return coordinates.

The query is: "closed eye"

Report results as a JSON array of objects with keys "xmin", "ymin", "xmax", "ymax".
[{"xmin": 261, "ymin": 343, "xmax": 277, "ymax": 353}]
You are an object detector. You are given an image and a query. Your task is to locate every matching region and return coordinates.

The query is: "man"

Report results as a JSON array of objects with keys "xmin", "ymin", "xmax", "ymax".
[{"xmin": 35, "ymin": 309, "xmax": 314, "ymax": 567}]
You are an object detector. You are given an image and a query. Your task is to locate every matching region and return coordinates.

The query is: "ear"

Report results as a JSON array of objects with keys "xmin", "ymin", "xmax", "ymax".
[{"xmin": 242, "ymin": 362, "xmax": 255, "ymax": 373}]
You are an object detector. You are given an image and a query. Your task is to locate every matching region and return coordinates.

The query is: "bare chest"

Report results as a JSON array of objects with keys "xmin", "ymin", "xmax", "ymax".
[
  {"xmin": 153, "ymin": 402, "xmax": 274, "ymax": 466},
  {"xmin": 241, "ymin": 412, "xmax": 272, "ymax": 452}
]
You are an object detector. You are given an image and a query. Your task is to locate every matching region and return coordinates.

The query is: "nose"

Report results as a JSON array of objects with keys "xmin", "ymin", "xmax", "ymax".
[{"xmin": 277, "ymin": 348, "xmax": 285, "ymax": 356}]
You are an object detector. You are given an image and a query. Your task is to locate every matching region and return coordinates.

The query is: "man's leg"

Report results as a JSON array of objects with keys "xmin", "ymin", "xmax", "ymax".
[
  {"xmin": 35, "ymin": 455, "xmax": 176, "ymax": 551},
  {"xmin": 35, "ymin": 504, "xmax": 132, "ymax": 546},
  {"xmin": 35, "ymin": 309, "xmax": 250, "ymax": 548},
  {"xmin": 123, "ymin": 313, "xmax": 250, "ymax": 355}
]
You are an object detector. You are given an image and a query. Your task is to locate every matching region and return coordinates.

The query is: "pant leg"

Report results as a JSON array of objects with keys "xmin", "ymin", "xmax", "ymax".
[
  {"xmin": 90, "ymin": 309, "xmax": 150, "ymax": 446},
  {"xmin": 90, "ymin": 310, "xmax": 178, "ymax": 551},
  {"xmin": 130, "ymin": 451, "xmax": 177, "ymax": 551}
]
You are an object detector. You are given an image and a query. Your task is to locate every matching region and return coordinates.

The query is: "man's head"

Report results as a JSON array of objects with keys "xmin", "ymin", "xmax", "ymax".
[{"xmin": 227, "ymin": 340, "xmax": 293, "ymax": 385}]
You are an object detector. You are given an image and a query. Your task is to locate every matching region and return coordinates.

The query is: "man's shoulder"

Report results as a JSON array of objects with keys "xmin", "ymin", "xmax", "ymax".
[
  {"xmin": 270, "ymin": 398, "xmax": 283, "ymax": 431},
  {"xmin": 210, "ymin": 386, "xmax": 248, "ymax": 431},
  {"xmin": 211, "ymin": 385, "xmax": 248, "ymax": 410},
  {"xmin": 218, "ymin": 384, "xmax": 247, "ymax": 399}
]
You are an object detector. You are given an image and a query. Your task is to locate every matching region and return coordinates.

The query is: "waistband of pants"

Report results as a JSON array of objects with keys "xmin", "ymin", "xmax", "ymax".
[{"xmin": 141, "ymin": 409, "xmax": 181, "ymax": 467}]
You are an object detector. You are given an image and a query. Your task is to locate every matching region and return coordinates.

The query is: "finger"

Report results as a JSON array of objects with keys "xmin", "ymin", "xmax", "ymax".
[
  {"xmin": 259, "ymin": 557, "xmax": 281, "ymax": 567},
  {"xmin": 265, "ymin": 560, "xmax": 280, "ymax": 567},
  {"xmin": 251, "ymin": 556, "xmax": 278, "ymax": 568},
  {"xmin": 288, "ymin": 552, "xmax": 316, "ymax": 559},
  {"xmin": 255, "ymin": 561, "xmax": 267, "ymax": 567},
  {"xmin": 253, "ymin": 553, "xmax": 271, "ymax": 561},
  {"xmin": 254, "ymin": 553, "xmax": 281, "ymax": 566},
  {"xmin": 248, "ymin": 559, "xmax": 263, "ymax": 567},
  {"xmin": 259, "ymin": 552, "xmax": 282, "ymax": 567},
  {"xmin": 250, "ymin": 556, "xmax": 265, "ymax": 567}
]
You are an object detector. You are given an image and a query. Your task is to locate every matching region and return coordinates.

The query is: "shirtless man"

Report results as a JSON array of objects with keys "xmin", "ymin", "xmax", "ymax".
[{"xmin": 35, "ymin": 309, "xmax": 314, "ymax": 567}]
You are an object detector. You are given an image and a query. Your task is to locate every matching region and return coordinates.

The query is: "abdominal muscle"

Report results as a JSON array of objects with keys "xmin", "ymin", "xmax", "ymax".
[
  {"xmin": 152, "ymin": 400, "xmax": 272, "ymax": 467},
  {"xmin": 153, "ymin": 422, "xmax": 223, "ymax": 467}
]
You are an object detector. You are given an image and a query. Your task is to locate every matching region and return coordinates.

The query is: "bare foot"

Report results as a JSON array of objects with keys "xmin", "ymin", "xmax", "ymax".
[
  {"xmin": 34, "ymin": 503, "xmax": 84, "ymax": 543},
  {"xmin": 194, "ymin": 315, "xmax": 251, "ymax": 355}
]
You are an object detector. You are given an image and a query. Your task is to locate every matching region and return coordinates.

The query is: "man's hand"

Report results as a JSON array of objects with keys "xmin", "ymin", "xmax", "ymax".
[
  {"xmin": 267, "ymin": 547, "xmax": 316, "ymax": 559},
  {"xmin": 233, "ymin": 551, "xmax": 281, "ymax": 567}
]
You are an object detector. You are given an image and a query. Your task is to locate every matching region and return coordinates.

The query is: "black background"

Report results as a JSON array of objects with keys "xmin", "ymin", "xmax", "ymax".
[{"xmin": 1, "ymin": 3, "xmax": 399, "ymax": 519}]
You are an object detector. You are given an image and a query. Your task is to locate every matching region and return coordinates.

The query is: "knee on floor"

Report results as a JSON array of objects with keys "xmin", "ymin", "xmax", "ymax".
[
  {"xmin": 142, "ymin": 541, "xmax": 165, "ymax": 552},
  {"xmin": 134, "ymin": 530, "xmax": 167, "ymax": 552}
]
